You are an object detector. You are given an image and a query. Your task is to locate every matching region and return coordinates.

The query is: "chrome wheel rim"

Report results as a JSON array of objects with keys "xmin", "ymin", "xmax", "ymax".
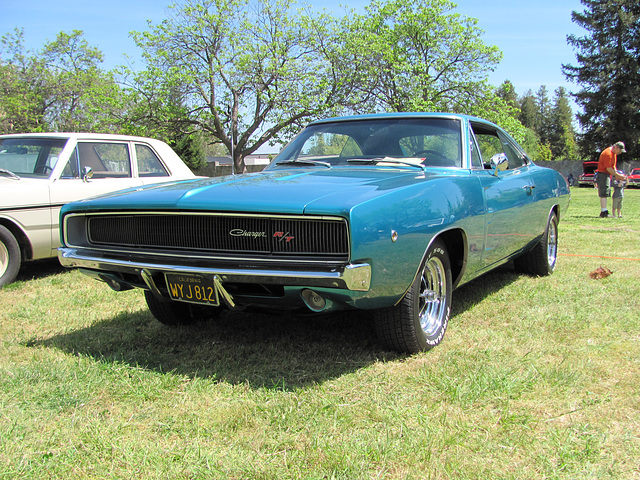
[
  {"xmin": 419, "ymin": 256, "xmax": 448, "ymax": 336},
  {"xmin": 547, "ymin": 219, "xmax": 558, "ymax": 269},
  {"xmin": 0, "ymin": 241, "xmax": 8, "ymax": 278}
]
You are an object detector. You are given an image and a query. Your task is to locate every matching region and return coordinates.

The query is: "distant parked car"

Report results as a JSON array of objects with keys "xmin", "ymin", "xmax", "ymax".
[
  {"xmin": 0, "ymin": 133, "xmax": 198, "ymax": 287},
  {"xmin": 578, "ymin": 161, "xmax": 598, "ymax": 187},
  {"xmin": 627, "ymin": 168, "xmax": 640, "ymax": 188},
  {"xmin": 59, "ymin": 113, "xmax": 570, "ymax": 354}
]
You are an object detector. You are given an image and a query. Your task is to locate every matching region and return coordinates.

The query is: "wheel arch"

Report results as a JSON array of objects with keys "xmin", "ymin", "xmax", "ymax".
[
  {"xmin": 0, "ymin": 218, "xmax": 32, "ymax": 261},
  {"xmin": 433, "ymin": 228, "xmax": 467, "ymax": 289},
  {"xmin": 393, "ymin": 227, "xmax": 467, "ymax": 307},
  {"xmin": 551, "ymin": 203, "xmax": 561, "ymax": 222}
]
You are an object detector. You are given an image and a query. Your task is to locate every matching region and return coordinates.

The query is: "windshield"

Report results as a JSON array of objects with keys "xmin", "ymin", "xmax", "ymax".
[
  {"xmin": 267, "ymin": 117, "xmax": 462, "ymax": 169},
  {"xmin": 0, "ymin": 137, "xmax": 68, "ymax": 178}
]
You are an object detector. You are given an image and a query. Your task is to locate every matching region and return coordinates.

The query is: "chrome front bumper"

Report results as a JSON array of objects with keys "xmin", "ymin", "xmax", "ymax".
[{"xmin": 58, "ymin": 247, "xmax": 372, "ymax": 292}]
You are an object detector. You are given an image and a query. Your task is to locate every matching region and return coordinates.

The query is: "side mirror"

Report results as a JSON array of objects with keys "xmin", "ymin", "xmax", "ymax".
[
  {"xmin": 490, "ymin": 153, "xmax": 509, "ymax": 176},
  {"xmin": 82, "ymin": 166, "xmax": 94, "ymax": 182}
]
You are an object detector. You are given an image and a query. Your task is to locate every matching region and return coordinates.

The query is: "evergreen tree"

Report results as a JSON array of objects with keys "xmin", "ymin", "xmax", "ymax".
[
  {"xmin": 535, "ymin": 85, "xmax": 552, "ymax": 146},
  {"xmin": 495, "ymin": 80, "xmax": 518, "ymax": 109},
  {"xmin": 169, "ymin": 133, "xmax": 207, "ymax": 172},
  {"xmin": 549, "ymin": 87, "xmax": 577, "ymax": 160},
  {"xmin": 518, "ymin": 90, "xmax": 538, "ymax": 130},
  {"xmin": 563, "ymin": 0, "xmax": 640, "ymax": 159}
]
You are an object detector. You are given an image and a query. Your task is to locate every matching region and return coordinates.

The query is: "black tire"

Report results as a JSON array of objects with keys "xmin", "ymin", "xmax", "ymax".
[
  {"xmin": 514, "ymin": 211, "xmax": 558, "ymax": 276},
  {"xmin": 0, "ymin": 225, "xmax": 21, "ymax": 288},
  {"xmin": 144, "ymin": 290, "xmax": 222, "ymax": 326},
  {"xmin": 374, "ymin": 239, "xmax": 452, "ymax": 353}
]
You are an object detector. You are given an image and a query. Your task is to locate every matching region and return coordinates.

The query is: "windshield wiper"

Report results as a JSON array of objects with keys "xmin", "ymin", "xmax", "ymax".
[
  {"xmin": 0, "ymin": 168, "xmax": 21, "ymax": 180},
  {"xmin": 347, "ymin": 157, "xmax": 426, "ymax": 171},
  {"xmin": 275, "ymin": 159, "xmax": 332, "ymax": 169}
]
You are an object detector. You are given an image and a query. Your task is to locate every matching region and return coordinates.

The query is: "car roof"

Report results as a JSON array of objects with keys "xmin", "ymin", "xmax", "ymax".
[
  {"xmin": 0, "ymin": 132, "xmax": 164, "ymax": 144},
  {"xmin": 308, "ymin": 112, "xmax": 497, "ymax": 128}
]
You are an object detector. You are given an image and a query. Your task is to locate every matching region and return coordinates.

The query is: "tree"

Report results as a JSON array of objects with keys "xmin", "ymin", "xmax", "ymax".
[
  {"xmin": 495, "ymin": 80, "xmax": 518, "ymax": 109},
  {"xmin": 126, "ymin": 0, "xmax": 363, "ymax": 173},
  {"xmin": 169, "ymin": 132, "xmax": 207, "ymax": 172},
  {"xmin": 514, "ymin": 85, "xmax": 578, "ymax": 161},
  {"xmin": 345, "ymin": 0, "xmax": 502, "ymax": 114},
  {"xmin": 0, "ymin": 28, "xmax": 123, "ymax": 134},
  {"xmin": 337, "ymin": 0, "xmax": 528, "ymax": 144},
  {"xmin": 0, "ymin": 29, "xmax": 48, "ymax": 132},
  {"xmin": 563, "ymin": 0, "xmax": 640, "ymax": 159},
  {"xmin": 535, "ymin": 85, "xmax": 552, "ymax": 146},
  {"xmin": 549, "ymin": 87, "xmax": 577, "ymax": 160},
  {"xmin": 518, "ymin": 90, "xmax": 538, "ymax": 130}
]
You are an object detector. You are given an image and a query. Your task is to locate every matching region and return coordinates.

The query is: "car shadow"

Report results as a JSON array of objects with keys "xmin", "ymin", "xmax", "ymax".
[
  {"xmin": 16, "ymin": 258, "xmax": 66, "ymax": 282},
  {"xmin": 28, "ymin": 307, "xmax": 399, "ymax": 390},
  {"xmin": 450, "ymin": 263, "xmax": 521, "ymax": 317},
  {"xmin": 27, "ymin": 264, "xmax": 522, "ymax": 390}
]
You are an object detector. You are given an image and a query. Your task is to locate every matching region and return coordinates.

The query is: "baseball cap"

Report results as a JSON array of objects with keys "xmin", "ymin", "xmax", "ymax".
[{"xmin": 614, "ymin": 141, "xmax": 626, "ymax": 152}]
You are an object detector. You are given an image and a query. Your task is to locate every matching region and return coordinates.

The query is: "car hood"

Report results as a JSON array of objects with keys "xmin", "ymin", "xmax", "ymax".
[{"xmin": 62, "ymin": 168, "xmax": 455, "ymax": 217}]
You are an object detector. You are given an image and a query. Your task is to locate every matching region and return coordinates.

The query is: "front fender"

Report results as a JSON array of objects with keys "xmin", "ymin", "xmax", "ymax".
[{"xmin": 346, "ymin": 176, "xmax": 485, "ymax": 307}]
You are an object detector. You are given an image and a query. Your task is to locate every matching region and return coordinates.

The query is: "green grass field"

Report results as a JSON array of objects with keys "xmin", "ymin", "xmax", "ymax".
[{"xmin": 1, "ymin": 187, "xmax": 639, "ymax": 479}]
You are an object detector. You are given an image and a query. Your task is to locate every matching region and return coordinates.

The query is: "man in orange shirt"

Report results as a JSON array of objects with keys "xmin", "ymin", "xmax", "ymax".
[{"xmin": 596, "ymin": 141, "xmax": 627, "ymax": 218}]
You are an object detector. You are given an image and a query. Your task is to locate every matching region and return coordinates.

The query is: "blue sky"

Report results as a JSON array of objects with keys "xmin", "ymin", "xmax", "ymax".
[{"xmin": 2, "ymin": 0, "xmax": 585, "ymax": 98}]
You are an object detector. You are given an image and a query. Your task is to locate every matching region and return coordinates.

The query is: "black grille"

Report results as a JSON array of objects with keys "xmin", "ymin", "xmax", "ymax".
[{"xmin": 87, "ymin": 214, "xmax": 349, "ymax": 258}]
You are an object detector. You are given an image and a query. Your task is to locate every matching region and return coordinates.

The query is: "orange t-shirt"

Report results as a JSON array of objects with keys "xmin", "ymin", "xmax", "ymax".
[{"xmin": 597, "ymin": 146, "xmax": 617, "ymax": 173}]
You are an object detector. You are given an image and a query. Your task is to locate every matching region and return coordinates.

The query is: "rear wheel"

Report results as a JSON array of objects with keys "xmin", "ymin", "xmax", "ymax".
[
  {"xmin": 374, "ymin": 239, "xmax": 452, "ymax": 353},
  {"xmin": 0, "ymin": 226, "xmax": 21, "ymax": 288},
  {"xmin": 514, "ymin": 212, "xmax": 558, "ymax": 276},
  {"xmin": 144, "ymin": 291, "xmax": 223, "ymax": 326}
]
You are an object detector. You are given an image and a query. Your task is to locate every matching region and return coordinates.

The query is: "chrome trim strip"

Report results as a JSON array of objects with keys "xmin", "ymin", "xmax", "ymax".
[{"xmin": 59, "ymin": 248, "xmax": 371, "ymax": 292}]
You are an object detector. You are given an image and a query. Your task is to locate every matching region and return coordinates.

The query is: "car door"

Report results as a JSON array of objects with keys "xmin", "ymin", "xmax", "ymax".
[
  {"xmin": 49, "ymin": 140, "xmax": 143, "ymax": 251},
  {"xmin": 470, "ymin": 123, "xmax": 539, "ymax": 269}
]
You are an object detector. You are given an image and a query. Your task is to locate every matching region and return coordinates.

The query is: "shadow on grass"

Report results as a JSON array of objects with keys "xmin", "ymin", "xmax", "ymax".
[
  {"xmin": 28, "ymin": 264, "xmax": 521, "ymax": 390},
  {"xmin": 16, "ymin": 258, "xmax": 66, "ymax": 283},
  {"xmin": 29, "ymin": 306, "xmax": 399, "ymax": 390},
  {"xmin": 450, "ymin": 262, "xmax": 521, "ymax": 317}
]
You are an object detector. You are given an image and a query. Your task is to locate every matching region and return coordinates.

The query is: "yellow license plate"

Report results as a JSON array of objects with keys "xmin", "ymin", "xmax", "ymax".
[{"xmin": 165, "ymin": 273, "xmax": 219, "ymax": 306}]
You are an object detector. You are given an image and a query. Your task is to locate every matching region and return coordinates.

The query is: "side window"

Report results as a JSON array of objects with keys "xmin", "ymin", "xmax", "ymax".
[
  {"xmin": 61, "ymin": 148, "xmax": 79, "ymax": 178},
  {"xmin": 498, "ymin": 134, "xmax": 526, "ymax": 169},
  {"xmin": 136, "ymin": 144, "xmax": 169, "ymax": 177},
  {"xmin": 474, "ymin": 132, "xmax": 503, "ymax": 165},
  {"xmin": 469, "ymin": 129, "xmax": 483, "ymax": 169},
  {"xmin": 470, "ymin": 123, "xmax": 526, "ymax": 170},
  {"xmin": 76, "ymin": 142, "xmax": 132, "ymax": 178}
]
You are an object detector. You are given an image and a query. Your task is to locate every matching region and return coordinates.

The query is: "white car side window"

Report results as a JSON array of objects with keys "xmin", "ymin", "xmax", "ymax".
[
  {"xmin": 77, "ymin": 142, "xmax": 132, "ymax": 179},
  {"xmin": 136, "ymin": 144, "xmax": 169, "ymax": 177}
]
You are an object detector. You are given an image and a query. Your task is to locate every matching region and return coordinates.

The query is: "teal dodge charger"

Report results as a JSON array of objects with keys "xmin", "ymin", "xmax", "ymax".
[{"xmin": 58, "ymin": 113, "xmax": 570, "ymax": 353}]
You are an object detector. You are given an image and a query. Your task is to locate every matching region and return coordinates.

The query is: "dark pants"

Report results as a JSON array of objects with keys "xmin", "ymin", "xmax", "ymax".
[{"xmin": 596, "ymin": 173, "xmax": 610, "ymax": 198}]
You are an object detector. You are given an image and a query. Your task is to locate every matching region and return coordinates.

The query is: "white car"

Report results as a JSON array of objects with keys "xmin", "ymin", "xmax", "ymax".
[{"xmin": 0, "ymin": 133, "xmax": 199, "ymax": 287}]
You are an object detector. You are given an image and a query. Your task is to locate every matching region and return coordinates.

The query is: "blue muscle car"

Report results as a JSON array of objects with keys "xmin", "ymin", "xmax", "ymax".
[{"xmin": 58, "ymin": 113, "xmax": 570, "ymax": 353}]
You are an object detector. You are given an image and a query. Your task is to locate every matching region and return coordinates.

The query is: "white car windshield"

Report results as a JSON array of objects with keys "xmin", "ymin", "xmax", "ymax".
[
  {"xmin": 268, "ymin": 117, "xmax": 463, "ymax": 169},
  {"xmin": 0, "ymin": 137, "xmax": 68, "ymax": 178}
]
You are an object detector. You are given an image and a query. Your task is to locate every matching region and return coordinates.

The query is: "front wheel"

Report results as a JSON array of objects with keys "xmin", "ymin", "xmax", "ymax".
[
  {"xmin": 374, "ymin": 239, "xmax": 452, "ymax": 353},
  {"xmin": 144, "ymin": 291, "xmax": 223, "ymax": 326},
  {"xmin": 0, "ymin": 225, "xmax": 21, "ymax": 288}
]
